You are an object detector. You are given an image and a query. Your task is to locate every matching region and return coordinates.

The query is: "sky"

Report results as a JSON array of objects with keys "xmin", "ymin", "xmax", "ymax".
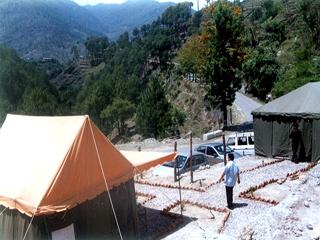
[{"xmin": 73, "ymin": 0, "xmax": 207, "ymax": 10}]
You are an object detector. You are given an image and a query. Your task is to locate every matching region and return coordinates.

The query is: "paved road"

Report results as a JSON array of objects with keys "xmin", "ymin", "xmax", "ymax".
[{"xmin": 234, "ymin": 92, "xmax": 262, "ymax": 122}]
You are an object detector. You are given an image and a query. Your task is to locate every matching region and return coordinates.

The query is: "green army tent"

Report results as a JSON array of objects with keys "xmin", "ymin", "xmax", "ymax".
[{"xmin": 252, "ymin": 82, "xmax": 320, "ymax": 162}]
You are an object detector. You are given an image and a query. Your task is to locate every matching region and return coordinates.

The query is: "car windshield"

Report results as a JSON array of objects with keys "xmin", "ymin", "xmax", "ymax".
[
  {"xmin": 214, "ymin": 144, "xmax": 233, "ymax": 155},
  {"xmin": 163, "ymin": 155, "xmax": 187, "ymax": 168}
]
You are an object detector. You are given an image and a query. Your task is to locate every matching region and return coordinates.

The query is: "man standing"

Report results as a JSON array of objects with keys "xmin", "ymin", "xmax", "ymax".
[
  {"xmin": 219, "ymin": 153, "xmax": 240, "ymax": 209},
  {"xmin": 289, "ymin": 122, "xmax": 303, "ymax": 163}
]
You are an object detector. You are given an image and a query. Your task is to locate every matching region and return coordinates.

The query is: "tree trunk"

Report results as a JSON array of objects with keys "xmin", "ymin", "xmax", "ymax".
[
  {"xmin": 222, "ymin": 104, "xmax": 228, "ymax": 128},
  {"xmin": 117, "ymin": 121, "xmax": 121, "ymax": 135}
]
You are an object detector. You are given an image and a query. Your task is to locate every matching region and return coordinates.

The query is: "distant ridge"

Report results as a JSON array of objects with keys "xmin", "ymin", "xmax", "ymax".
[
  {"xmin": 0, "ymin": 0, "xmax": 174, "ymax": 61},
  {"xmin": 85, "ymin": 0, "xmax": 175, "ymax": 39}
]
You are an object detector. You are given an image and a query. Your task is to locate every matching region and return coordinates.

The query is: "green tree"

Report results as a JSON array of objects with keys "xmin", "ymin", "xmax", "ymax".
[
  {"xmin": 136, "ymin": 76, "xmax": 184, "ymax": 138},
  {"xmin": 272, "ymin": 60, "xmax": 320, "ymax": 97},
  {"xmin": 262, "ymin": 19, "xmax": 285, "ymax": 46},
  {"xmin": 176, "ymin": 35, "xmax": 206, "ymax": 80},
  {"xmin": 85, "ymin": 37, "xmax": 110, "ymax": 66},
  {"xmin": 76, "ymin": 78, "xmax": 113, "ymax": 127},
  {"xmin": 261, "ymin": 0, "xmax": 280, "ymax": 22},
  {"xmin": 136, "ymin": 76, "xmax": 170, "ymax": 138},
  {"xmin": 71, "ymin": 45, "xmax": 80, "ymax": 62},
  {"xmin": 242, "ymin": 46, "xmax": 279, "ymax": 100},
  {"xmin": 18, "ymin": 87, "xmax": 58, "ymax": 115},
  {"xmin": 201, "ymin": 1, "xmax": 245, "ymax": 126},
  {"xmin": 0, "ymin": 45, "xmax": 59, "ymax": 122},
  {"xmin": 100, "ymin": 98, "xmax": 135, "ymax": 135},
  {"xmin": 300, "ymin": 0, "xmax": 320, "ymax": 49},
  {"xmin": 161, "ymin": 2, "xmax": 193, "ymax": 35}
]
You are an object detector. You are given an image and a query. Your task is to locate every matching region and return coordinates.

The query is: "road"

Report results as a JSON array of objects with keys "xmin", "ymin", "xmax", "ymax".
[{"xmin": 234, "ymin": 92, "xmax": 262, "ymax": 122}]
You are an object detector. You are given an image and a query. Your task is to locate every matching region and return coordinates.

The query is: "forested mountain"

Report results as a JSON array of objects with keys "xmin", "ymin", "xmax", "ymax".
[
  {"xmin": 1, "ymin": 0, "xmax": 319, "ymax": 141},
  {"xmin": 178, "ymin": 0, "xmax": 320, "ymax": 100},
  {"xmin": 0, "ymin": 45, "xmax": 60, "ymax": 123},
  {"xmin": 0, "ymin": 3, "xmax": 196, "ymax": 139},
  {"xmin": 238, "ymin": 0, "xmax": 320, "ymax": 99},
  {"xmin": 85, "ymin": 0, "xmax": 176, "ymax": 40},
  {"xmin": 0, "ymin": 0, "xmax": 174, "ymax": 61},
  {"xmin": 0, "ymin": 0, "xmax": 104, "ymax": 61}
]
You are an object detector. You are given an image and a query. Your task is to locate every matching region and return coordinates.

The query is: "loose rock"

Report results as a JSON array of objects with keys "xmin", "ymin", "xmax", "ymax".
[{"xmin": 306, "ymin": 224, "xmax": 313, "ymax": 230}]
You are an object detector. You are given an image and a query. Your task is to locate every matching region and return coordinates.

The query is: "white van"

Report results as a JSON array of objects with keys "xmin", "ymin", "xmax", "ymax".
[{"xmin": 226, "ymin": 132, "xmax": 255, "ymax": 156}]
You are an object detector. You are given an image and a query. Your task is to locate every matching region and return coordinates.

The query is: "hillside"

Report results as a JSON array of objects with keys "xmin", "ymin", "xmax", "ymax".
[
  {"xmin": 0, "ymin": 0, "xmax": 174, "ymax": 61},
  {"xmin": 85, "ymin": 0, "xmax": 175, "ymax": 40},
  {"xmin": 0, "ymin": 0, "xmax": 104, "ymax": 61},
  {"xmin": 1, "ymin": 0, "xmax": 319, "ymax": 142},
  {"xmin": 240, "ymin": 0, "xmax": 320, "ymax": 99}
]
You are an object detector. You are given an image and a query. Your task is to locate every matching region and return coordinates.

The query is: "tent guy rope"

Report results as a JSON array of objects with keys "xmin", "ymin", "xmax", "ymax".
[
  {"xmin": 0, "ymin": 206, "xmax": 8, "ymax": 216},
  {"xmin": 22, "ymin": 210, "xmax": 36, "ymax": 240},
  {"xmin": 88, "ymin": 119, "xmax": 123, "ymax": 240}
]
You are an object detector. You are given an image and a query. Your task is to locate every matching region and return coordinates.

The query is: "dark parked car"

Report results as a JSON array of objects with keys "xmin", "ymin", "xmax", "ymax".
[
  {"xmin": 195, "ymin": 142, "xmax": 242, "ymax": 162},
  {"xmin": 152, "ymin": 151, "xmax": 208, "ymax": 177}
]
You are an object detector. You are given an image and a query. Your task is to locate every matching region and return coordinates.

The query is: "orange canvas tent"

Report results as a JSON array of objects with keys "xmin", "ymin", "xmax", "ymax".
[
  {"xmin": 0, "ymin": 114, "xmax": 137, "ymax": 239},
  {"xmin": 0, "ymin": 114, "xmax": 134, "ymax": 216}
]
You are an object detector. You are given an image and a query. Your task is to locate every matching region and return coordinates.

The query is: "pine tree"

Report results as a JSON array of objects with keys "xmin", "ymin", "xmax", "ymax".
[
  {"xmin": 136, "ymin": 76, "xmax": 171, "ymax": 138},
  {"xmin": 201, "ymin": 0, "xmax": 245, "ymax": 127}
]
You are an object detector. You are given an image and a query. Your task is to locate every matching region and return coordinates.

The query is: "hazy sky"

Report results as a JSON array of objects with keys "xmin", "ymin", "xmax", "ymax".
[{"xmin": 73, "ymin": 0, "xmax": 207, "ymax": 10}]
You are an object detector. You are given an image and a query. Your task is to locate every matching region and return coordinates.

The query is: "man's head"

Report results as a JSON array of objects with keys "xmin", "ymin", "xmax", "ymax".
[{"xmin": 228, "ymin": 153, "xmax": 234, "ymax": 161}]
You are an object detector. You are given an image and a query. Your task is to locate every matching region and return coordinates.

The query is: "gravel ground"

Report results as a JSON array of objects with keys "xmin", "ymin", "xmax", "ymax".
[
  {"xmin": 135, "ymin": 156, "xmax": 314, "ymax": 239},
  {"xmin": 142, "ymin": 156, "xmax": 280, "ymax": 189},
  {"xmin": 238, "ymin": 164, "xmax": 320, "ymax": 240}
]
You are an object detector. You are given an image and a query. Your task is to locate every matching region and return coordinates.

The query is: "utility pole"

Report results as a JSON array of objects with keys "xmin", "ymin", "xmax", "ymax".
[
  {"xmin": 173, "ymin": 141, "xmax": 182, "ymax": 216},
  {"xmin": 190, "ymin": 131, "xmax": 193, "ymax": 183},
  {"xmin": 222, "ymin": 133, "xmax": 227, "ymax": 166},
  {"xmin": 174, "ymin": 141, "xmax": 177, "ymax": 182},
  {"xmin": 178, "ymin": 160, "xmax": 183, "ymax": 217}
]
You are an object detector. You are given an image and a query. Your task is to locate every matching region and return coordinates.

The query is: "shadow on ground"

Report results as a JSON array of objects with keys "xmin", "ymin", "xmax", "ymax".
[
  {"xmin": 138, "ymin": 206, "xmax": 193, "ymax": 239},
  {"xmin": 232, "ymin": 202, "xmax": 248, "ymax": 209}
]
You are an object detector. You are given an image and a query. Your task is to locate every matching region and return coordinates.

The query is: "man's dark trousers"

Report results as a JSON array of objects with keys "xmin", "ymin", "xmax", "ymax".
[{"xmin": 226, "ymin": 186, "xmax": 234, "ymax": 208}]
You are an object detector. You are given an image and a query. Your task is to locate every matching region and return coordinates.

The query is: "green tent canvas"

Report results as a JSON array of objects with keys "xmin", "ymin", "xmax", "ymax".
[{"xmin": 252, "ymin": 82, "xmax": 320, "ymax": 162}]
